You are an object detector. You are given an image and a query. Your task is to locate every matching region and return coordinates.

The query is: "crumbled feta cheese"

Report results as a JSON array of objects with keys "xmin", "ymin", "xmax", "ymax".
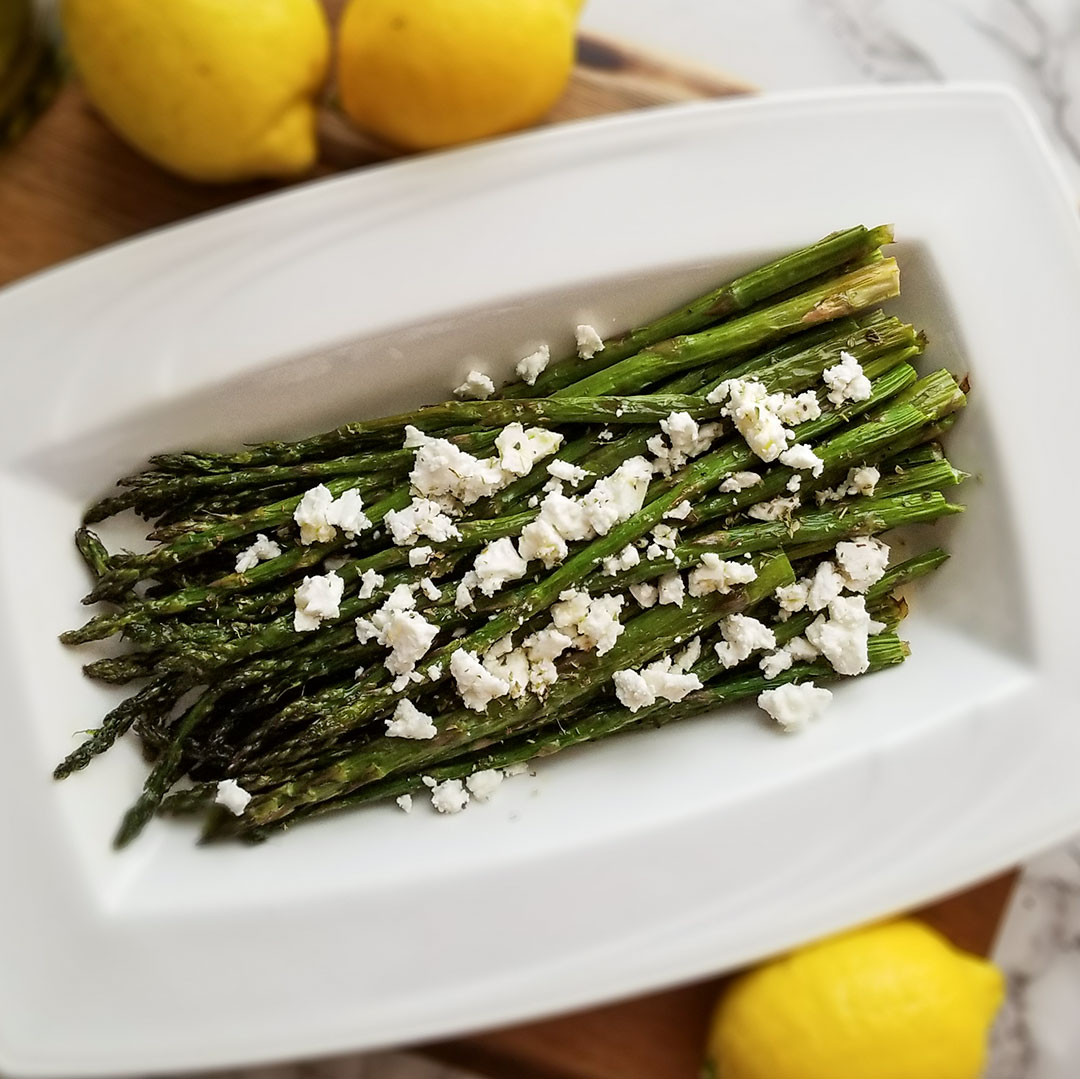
[
  {"xmin": 714, "ymin": 614, "xmax": 777, "ymax": 668},
  {"xmin": 759, "ymin": 649, "xmax": 794, "ymax": 680},
  {"xmin": 687, "ymin": 553, "xmax": 758, "ymax": 597},
  {"xmin": 419, "ymin": 577, "xmax": 441, "ymax": 601},
  {"xmin": 579, "ymin": 456, "xmax": 653, "ymax": 536},
  {"xmin": 294, "ymin": 485, "xmax": 337, "ymax": 545},
  {"xmin": 650, "ymin": 523, "xmax": 678, "ymax": 550},
  {"xmin": 777, "ymin": 390, "xmax": 823, "ymax": 425},
  {"xmin": 403, "ymin": 425, "xmax": 433, "ymax": 449},
  {"xmin": 807, "ymin": 560, "xmax": 846, "ymax": 612},
  {"xmin": 650, "ymin": 412, "xmax": 719, "ymax": 476},
  {"xmin": 409, "ymin": 439, "xmax": 504, "ymax": 506},
  {"xmin": 629, "ymin": 581, "xmax": 659, "ymax": 608},
  {"xmin": 356, "ymin": 568, "xmax": 385, "ymax": 601},
  {"xmin": 657, "ymin": 571, "xmax": 685, "ymax": 607},
  {"xmin": 823, "ymin": 350, "xmax": 872, "ymax": 406},
  {"xmin": 428, "ymin": 777, "xmax": 470, "ymax": 814},
  {"xmin": 385, "ymin": 497, "xmax": 462, "ymax": 546},
  {"xmin": 786, "ymin": 635, "xmax": 820, "ymax": 662},
  {"xmin": 482, "ymin": 640, "xmax": 531, "ymax": 699},
  {"xmin": 547, "ymin": 458, "xmax": 589, "ymax": 487},
  {"xmin": 664, "ymin": 500, "xmax": 693, "ymax": 521},
  {"xmin": 806, "ymin": 595, "xmax": 886, "ymax": 676},
  {"xmin": 527, "ymin": 494, "xmax": 540, "ymax": 508},
  {"xmin": 758, "ymin": 681, "xmax": 833, "ymax": 732},
  {"xmin": 597, "ymin": 429, "xmax": 613, "ymax": 442},
  {"xmin": 385, "ymin": 699, "xmax": 437, "ymax": 739},
  {"xmin": 454, "ymin": 369, "xmax": 495, "ymax": 400},
  {"xmin": 407, "ymin": 547, "xmax": 434, "ymax": 569},
  {"xmin": 454, "ymin": 575, "xmax": 475, "ymax": 611},
  {"xmin": 612, "ymin": 655, "xmax": 703, "ymax": 713},
  {"xmin": 355, "ymin": 585, "xmax": 438, "ymax": 679},
  {"xmin": 787, "ymin": 475, "xmax": 802, "ymax": 493},
  {"xmin": 708, "ymin": 378, "xmax": 793, "ymax": 462},
  {"xmin": 518, "ymin": 518, "xmax": 569, "ymax": 568},
  {"xmin": 495, "ymin": 423, "xmax": 564, "ymax": 477},
  {"xmin": 835, "ymin": 536, "xmax": 890, "ymax": 592},
  {"xmin": 524, "ymin": 626, "xmax": 575, "ymax": 664},
  {"xmin": 719, "ymin": 471, "xmax": 763, "ymax": 493},
  {"xmin": 235, "ymin": 533, "xmax": 282, "ymax": 573},
  {"xmin": 516, "ymin": 344, "xmax": 550, "ymax": 385},
  {"xmin": 748, "ymin": 495, "xmax": 800, "ymax": 522},
  {"xmin": 576, "ymin": 324, "xmax": 605, "ymax": 359},
  {"xmin": 396, "ymin": 794, "xmax": 413, "ymax": 813},
  {"xmin": 503, "ymin": 761, "xmax": 530, "ymax": 777},
  {"xmin": 450, "ymin": 649, "xmax": 510, "ymax": 711},
  {"xmin": 551, "ymin": 589, "xmax": 625, "ymax": 654},
  {"xmin": 293, "ymin": 571, "xmax": 345, "ymax": 632},
  {"xmin": 473, "ymin": 537, "xmax": 529, "ymax": 596},
  {"xmin": 674, "ymin": 636, "xmax": 701, "ymax": 672},
  {"xmin": 214, "ymin": 779, "xmax": 251, "ymax": 816},
  {"xmin": 466, "ymin": 769, "xmax": 504, "ymax": 802},
  {"xmin": 601, "ymin": 544, "xmax": 641, "ymax": 576},
  {"xmin": 325, "ymin": 488, "xmax": 371, "ymax": 537},
  {"xmin": 775, "ymin": 580, "xmax": 810, "ymax": 615},
  {"xmin": 848, "ymin": 465, "xmax": 880, "ymax": 496},
  {"xmin": 779, "ymin": 443, "xmax": 825, "ymax": 477}
]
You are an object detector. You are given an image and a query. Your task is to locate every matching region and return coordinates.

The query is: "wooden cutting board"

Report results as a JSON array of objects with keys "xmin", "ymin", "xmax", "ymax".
[
  {"xmin": 0, "ymin": 28, "xmax": 753, "ymax": 289},
  {"xmin": 0, "ymin": 18, "xmax": 1014, "ymax": 1079}
]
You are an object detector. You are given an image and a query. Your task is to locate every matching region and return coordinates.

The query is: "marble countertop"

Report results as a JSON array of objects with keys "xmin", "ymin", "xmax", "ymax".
[{"xmin": 189, "ymin": 4, "xmax": 1080, "ymax": 1077}]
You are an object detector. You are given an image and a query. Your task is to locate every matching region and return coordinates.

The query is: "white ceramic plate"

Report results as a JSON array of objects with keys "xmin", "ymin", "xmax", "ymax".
[{"xmin": 1, "ymin": 85, "xmax": 1078, "ymax": 1077}]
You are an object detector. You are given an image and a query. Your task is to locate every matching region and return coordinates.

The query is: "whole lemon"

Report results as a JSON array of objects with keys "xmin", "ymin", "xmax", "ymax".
[
  {"xmin": 61, "ymin": 0, "xmax": 330, "ymax": 182},
  {"xmin": 705, "ymin": 919, "xmax": 1004, "ymax": 1079},
  {"xmin": 336, "ymin": 0, "xmax": 580, "ymax": 151}
]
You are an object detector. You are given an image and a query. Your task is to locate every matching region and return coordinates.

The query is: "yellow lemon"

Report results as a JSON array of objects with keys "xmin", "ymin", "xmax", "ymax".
[
  {"xmin": 705, "ymin": 919, "xmax": 1004, "ymax": 1079},
  {"xmin": 336, "ymin": 0, "xmax": 580, "ymax": 151},
  {"xmin": 61, "ymin": 0, "xmax": 330, "ymax": 182}
]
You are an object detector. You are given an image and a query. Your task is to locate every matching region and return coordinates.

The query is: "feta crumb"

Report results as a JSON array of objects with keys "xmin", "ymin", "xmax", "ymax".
[
  {"xmin": 779, "ymin": 443, "xmax": 825, "ymax": 477},
  {"xmin": 325, "ymin": 488, "xmax": 371, "ymax": 537},
  {"xmin": 293, "ymin": 571, "xmax": 345, "ymax": 632},
  {"xmin": 674, "ymin": 636, "xmax": 702, "ymax": 672},
  {"xmin": 357, "ymin": 568, "xmax": 385, "ymax": 600},
  {"xmin": 385, "ymin": 699, "xmax": 437, "ymax": 740},
  {"xmin": 664, "ymin": 500, "xmax": 693, "ymax": 520},
  {"xmin": 214, "ymin": 779, "xmax": 251, "ymax": 816},
  {"xmin": 687, "ymin": 553, "xmax": 758, "ymax": 597},
  {"xmin": 759, "ymin": 649, "xmax": 794, "ymax": 679},
  {"xmin": 579, "ymin": 456, "xmax": 654, "ymax": 536},
  {"xmin": 787, "ymin": 475, "xmax": 802, "ymax": 493},
  {"xmin": 385, "ymin": 497, "xmax": 462, "ymax": 546},
  {"xmin": 519, "ymin": 518, "xmax": 570, "ymax": 569},
  {"xmin": 473, "ymin": 537, "xmax": 529, "ymax": 596},
  {"xmin": 551, "ymin": 589, "xmax": 625, "ymax": 654},
  {"xmin": 650, "ymin": 412, "xmax": 719, "ymax": 476},
  {"xmin": 527, "ymin": 494, "xmax": 540, "ymax": 508},
  {"xmin": 848, "ymin": 465, "xmax": 880, "ymax": 496},
  {"xmin": 806, "ymin": 595, "xmax": 886, "ymax": 676},
  {"xmin": 516, "ymin": 344, "xmax": 550, "ymax": 385},
  {"xmin": 758, "ymin": 681, "xmax": 833, "ymax": 732},
  {"xmin": 709, "ymin": 378, "xmax": 793, "ymax": 462},
  {"xmin": 235, "ymin": 533, "xmax": 282, "ymax": 573},
  {"xmin": 403, "ymin": 425, "xmax": 433, "ymax": 449},
  {"xmin": 503, "ymin": 761, "xmax": 530, "ymax": 777},
  {"xmin": 823, "ymin": 350, "xmax": 872, "ymax": 406},
  {"xmin": 355, "ymin": 585, "xmax": 439, "ymax": 678},
  {"xmin": 294, "ymin": 485, "xmax": 337, "ymax": 545},
  {"xmin": 547, "ymin": 458, "xmax": 589, "ymax": 487},
  {"xmin": 597, "ymin": 429, "xmax": 614, "ymax": 442},
  {"xmin": 495, "ymin": 423, "xmax": 564, "ymax": 477},
  {"xmin": 629, "ymin": 581, "xmax": 659, "ymax": 608},
  {"xmin": 714, "ymin": 614, "xmax": 777, "ymax": 668},
  {"xmin": 409, "ymin": 439, "xmax": 507, "ymax": 506},
  {"xmin": 747, "ymin": 495, "xmax": 800, "ymax": 522},
  {"xmin": 777, "ymin": 390, "xmax": 823, "ymax": 425},
  {"xmin": 409, "ymin": 546, "xmax": 434, "ymax": 567},
  {"xmin": 807, "ymin": 560, "xmax": 846, "ymax": 612},
  {"xmin": 428, "ymin": 778, "xmax": 470, "ymax": 814},
  {"xmin": 787, "ymin": 635, "xmax": 820, "ymax": 662},
  {"xmin": 454, "ymin": 576, "xmax": 475, "ymax": 611},
  {"xmin": 775, "ymin": 580, "xmax": 810, "ymax": 614},
  {"xmin": 450, "ymin": 649, "xmax": 510, "ymax": 711},
  {"xmin": 601, "ymin": 544, "xmax": 641, "ymax": 576},
  {"xmin": 650, "ymin": 523, "xmax": 678, "ymax": 550},
  {"xmin": 454, "ymin": 369, "xmax": 495, "ymax": 400},
  {"xmin": 835, "ymin": 536, "xmax": 890, "ymax": 592},
  {"xmin": 719, "ymin": 471, "xmax": 763, "ymax": 493},
  {"xmin": 419, "ymin": 577, "xmax": 441, "ymax": 601},
  {"xmin": 576, "ymin": 324, "xmax": 605, "ymax": 359},
  {"xmin": 396, "ymin": 793, "xmax": 413, "ymax": 813},
  {"xmin": 466, "ymin": 769, "xmax": 504, "ymax": 802},
  {"xmin": 657, "ymin": 571, "xmax": 685, "ymax": 607},
  {"xmin": 612, "ymin": 655, "xmax": 703, "ymax": 713}
]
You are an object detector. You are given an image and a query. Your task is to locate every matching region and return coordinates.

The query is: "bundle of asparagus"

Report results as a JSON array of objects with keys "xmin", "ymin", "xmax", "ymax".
[{"xmin": 59, "ymin": 225, "xmax": 967, "ymax": 846}]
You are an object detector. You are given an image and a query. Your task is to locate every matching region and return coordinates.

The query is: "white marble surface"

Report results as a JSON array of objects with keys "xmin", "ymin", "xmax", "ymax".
[{"xmin": 186, "ymin": 3, "xmax": 1078, "ymax": 1078}]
